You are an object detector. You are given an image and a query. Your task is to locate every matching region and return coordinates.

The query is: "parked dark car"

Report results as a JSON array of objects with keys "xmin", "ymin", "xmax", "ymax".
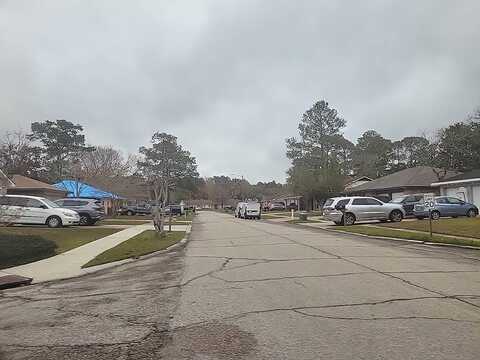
[
  {"xmin": 117, "ymin": 205, "xmax": 152, "ymax": 216},
  {"xmin": 165, "ymin": 204, "xmax": 183, "ymax": 216},
  {"xmin": 414, "ymin": 196, "xmax": 478, "ymax": 220},
  {"xmin": 286, "ymin": 202, "xmax": 298, "ymax": 211},
  {"xmin": 390, "ymin": 194, "xmax": 424, "ymax": 216},
  {"xmin": 55, "ymin": 198, "xmax": 104, "ymax": 225}
]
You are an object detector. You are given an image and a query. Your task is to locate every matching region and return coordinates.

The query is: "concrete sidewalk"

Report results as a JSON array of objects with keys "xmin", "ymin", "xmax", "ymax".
[{"xmin": 2, "ymin": 224, "xmax": 188, "ymax": 283}]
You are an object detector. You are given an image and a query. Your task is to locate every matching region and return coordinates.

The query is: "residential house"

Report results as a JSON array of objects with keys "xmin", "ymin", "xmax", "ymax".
[
  {"xmin": 54, "ymin": 179, "xmax": 122, "ymax": 215},
  {"xmin": 431, "ymin": 169, "xmax": 480, "ymax": 208},
  {"xmin": 86, "ymin": 176, "xmax": 151, "ymax": 203},
  {"xmin": 345, "ymin": 166, "xmax": 458, "ymax": 201},
  {"xmin": 343, "ymin": 176, "xmax": 373, "ymax": 193},
  {"xmin": 266, "ymin": 195, "xmax": 303, "ymax": 210},
  {"xmin": 7, "ymin": 175, "xmax": 68, "ymax": 200}
]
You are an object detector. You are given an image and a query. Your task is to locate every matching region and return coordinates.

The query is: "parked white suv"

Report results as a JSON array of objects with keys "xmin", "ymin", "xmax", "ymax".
[
  {"xmin": 241, "ymin": 201, "xmax": 261, "ymax": 220},
  {"xmin": 0, "ymin": 195, "xmax": 80, "ymax": 228},
  {"xmin": 323, "ymin": 196, "xmax": 405, "ymax": 225}
]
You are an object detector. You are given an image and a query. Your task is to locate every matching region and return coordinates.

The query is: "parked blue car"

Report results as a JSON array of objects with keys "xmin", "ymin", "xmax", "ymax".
[{"xmin": 413, "ymin": 196, "xmax": 478, "ymax": 220}]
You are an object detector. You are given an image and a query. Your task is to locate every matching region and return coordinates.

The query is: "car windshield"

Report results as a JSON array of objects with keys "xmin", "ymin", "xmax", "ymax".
[{"xmin": 41, "ymin": 198, "xmax": 60, "ymax": 208}]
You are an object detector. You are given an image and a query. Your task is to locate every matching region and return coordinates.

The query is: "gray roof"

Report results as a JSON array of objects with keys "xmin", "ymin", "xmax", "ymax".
[{"xmin": 347, "ymin": 166, "xmax": 459, "ymax": 193}]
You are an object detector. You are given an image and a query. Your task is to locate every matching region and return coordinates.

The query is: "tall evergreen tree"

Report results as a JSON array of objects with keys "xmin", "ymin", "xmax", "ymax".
[
  {"xmin": 286, "ymin": 100, "xmax": 350, "ymax": 208},
  {"xmin": 28, "ymin": 120, "xmax": 93, "ymax": 182}
]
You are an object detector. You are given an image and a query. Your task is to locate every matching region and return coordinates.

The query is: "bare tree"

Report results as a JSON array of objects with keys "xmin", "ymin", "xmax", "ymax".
[
  {"xmin": 0, "ymin": 131, "xmax": 43, "ymax": 178},
  {"xmin": 0, "ymin": 169, "xmax": 23, "ymax": 226},
  {"xmin": 77, "ymin": 146, "xmax": 136, "ymax": 178}
]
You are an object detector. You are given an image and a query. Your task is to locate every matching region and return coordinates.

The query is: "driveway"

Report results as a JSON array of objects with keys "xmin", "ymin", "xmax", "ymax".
[{"xmin": 1, "ymin": 211, "xmax": 479, "ymax": 359}]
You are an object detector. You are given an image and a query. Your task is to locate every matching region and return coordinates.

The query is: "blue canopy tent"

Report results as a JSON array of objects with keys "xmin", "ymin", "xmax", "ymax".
[{"xmin": 53, "ymin": 180, "xmax": 122, "ymax": 199}]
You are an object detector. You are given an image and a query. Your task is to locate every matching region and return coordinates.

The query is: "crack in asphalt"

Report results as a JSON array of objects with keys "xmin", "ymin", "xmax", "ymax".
[
  {"xmin": 189, "ymin": 242, "xmax": 295, "ymax": 248},
  {"xmin": 170, "ymin": 295, "xmax": 477, "ymax": 331},
  {"xmin": 291, "ymin": 309, "xmax": 480, "ymax": 323},
  {"xmin": 242, "ymin": 221, "xmax": 480, "ymax": 310},
  {"xmin": 0, "ymin": 257, "xmax": 269, "ymax": 305},
  {"xmin": 209, "ymin": 272, "xmax": 373, "ymax": 283}
]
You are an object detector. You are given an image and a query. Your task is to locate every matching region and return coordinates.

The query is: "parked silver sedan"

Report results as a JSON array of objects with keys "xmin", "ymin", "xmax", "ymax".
[{"xmin": 323, "ymin": 196, "xmax": 406, "ymax": 225}]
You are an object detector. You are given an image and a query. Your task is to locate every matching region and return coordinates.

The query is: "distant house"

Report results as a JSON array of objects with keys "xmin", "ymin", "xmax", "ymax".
[
  {"xmin": 266, "ymin": 195, "xmax": 302, "ymax": 210},
  {"xmin": 86, "ymin": 176, "xmax": 151, "ymax": 203},
  {"xmin": 431, "ymin": 169, "xmax": 480, "ymax": 208},
  {"xmin": 6, "ymin": 175, "xmax": 68, "ymax": 200},
  {"xmin": 53, "ymin": 179, "xmax": 121, "ymax": 199},
  {"xmin": 343, "ymin": 176, "xmax": 372, "ymax": 193},
  {"xmin": 54, "ymin": 179, "xmax": 124, "ymax": 215},
  {"xmin": 345, "ymin": 166, "xmax": 459, "ymax": 201}
]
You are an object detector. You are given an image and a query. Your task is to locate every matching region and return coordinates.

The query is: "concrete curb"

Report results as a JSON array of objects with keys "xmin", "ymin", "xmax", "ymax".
[
  {"xmin": 269, "ymin": 219, "xmax": 480, "ymax": 251},
  {"xmin": 312, "ymin": 226, "xmax": 480, "ymax": 251}
]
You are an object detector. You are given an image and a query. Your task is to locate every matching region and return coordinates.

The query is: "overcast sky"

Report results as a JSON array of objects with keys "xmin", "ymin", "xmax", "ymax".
[{"xmin": 1, "ymin": 0, "xmax": 479, "ymax": 183}]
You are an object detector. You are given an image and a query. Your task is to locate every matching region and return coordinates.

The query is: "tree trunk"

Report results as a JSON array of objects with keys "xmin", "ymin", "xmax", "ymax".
[{"xmin": 153, "ymin": 206, "xmax": 166, "ymax": 236}]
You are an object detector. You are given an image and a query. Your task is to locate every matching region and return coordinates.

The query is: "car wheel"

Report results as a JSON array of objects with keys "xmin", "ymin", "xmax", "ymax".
[
  {"xmin": 467, "ymin": 209, "xmax": 477, "ymax": 218},
  {"xmin": 389, "ymin": 210, "xmax": 403, "ymax": 222},
  {"xmin": 79, "ymin": 214, "xmax": 91, "ymax": 226},
  {"xmin": 127, "ymin": 210, "xmax": 134, "ymax": 216},
  {"xmin": 342, "ymin": 213, "xmax": 356, "ymax": 226},
  {"xmin": 46, "ymin": 216, "xmax": 62, "ymax": 228},
  {"xmin": 430, "ymin": 210, "xmax": 440, "ymax": 220}
]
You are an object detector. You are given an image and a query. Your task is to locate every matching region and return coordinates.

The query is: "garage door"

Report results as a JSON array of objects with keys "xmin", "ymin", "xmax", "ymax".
[
  {"xmin": 472, "ymin": 185, "xmax": 480, "ymax": 208},
  {"xmin": 445, "ymin": 186, "xmax": 467, "ymax": 201}
]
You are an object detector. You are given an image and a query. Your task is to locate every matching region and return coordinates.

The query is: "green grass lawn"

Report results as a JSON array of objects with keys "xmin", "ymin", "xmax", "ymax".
[
  {"xmin": 83, "ymin": 230, "xmax": 185, "ymax": 268},
  {"xmin": 333, "ymin": 225, "xmax": 480, "ymax": 248},
  {"xmin": 0, "ymin": 227, "xmax": 120, "ymax": 270},
  {"xmin": 287, "ymin": 219, "xmax": 322, "ymax": 224},
  {"xmin": 380, "ymin": 217, "xmax": 480, "ymax": 239},
  {"xmin": 168, "ymin": 220, "xmax": 192, "ymax": 225},
  {"xmin": 111, "ymin": 215, "xmax": 153, "ymax": 220},
  {"xmin": 261, "ymin": 214, "xmax": 287, "ymax": 220}
]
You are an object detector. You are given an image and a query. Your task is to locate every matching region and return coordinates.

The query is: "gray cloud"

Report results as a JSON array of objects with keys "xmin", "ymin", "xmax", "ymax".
[{"xmin": 1, "ymin": 0, "xmax": 479, "ymax": 182}]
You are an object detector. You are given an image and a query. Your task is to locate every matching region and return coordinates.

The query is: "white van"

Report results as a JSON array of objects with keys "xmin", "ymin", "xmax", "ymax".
[
  {"xmin": 242, "ymin": 201, "xmax": 261, "ymax": 220},
  {"xmin": 235, "ymin": 202, "xmax": 245, "ymax": 218},
  {"xmin": 0, "ymin": 195, "xmax": 80, "ymax": 228}
]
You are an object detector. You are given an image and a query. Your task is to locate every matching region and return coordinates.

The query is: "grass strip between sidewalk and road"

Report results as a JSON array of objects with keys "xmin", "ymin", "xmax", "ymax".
[
  {"xmin": 333, "ymin": 225, "xmax": 480, "ymax": 248},
  {"xmin": 82, "ymin": 230, "xmax": 186, "ymax": 268},
  {"xmin": 287, "ymin": 219, "xmax": 322, "ymax": 224},
  {"xmin": 379, "ymin": 217, "xmax": 480, "ymax": 239},
  {"xmin": 98, "ymin": 219, "xmax": 151, "ymax": 225},
  {"xmin": 0, "ymin": 227, "xmax": 121, "ymax": 270},
  {"xmin": 261, "ymin": 214, "xmax": 288, "ymax": 220}
]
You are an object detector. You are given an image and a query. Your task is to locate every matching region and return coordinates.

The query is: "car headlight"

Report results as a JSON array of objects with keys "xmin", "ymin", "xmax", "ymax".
[{"xmin": 62, "ymin": 211, "xmax": 76, "ymax": 218}]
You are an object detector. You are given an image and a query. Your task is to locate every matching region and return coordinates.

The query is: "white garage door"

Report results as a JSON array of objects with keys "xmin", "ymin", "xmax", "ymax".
[
  {"xmin": 445, "ymin": 186, "xmax": 466, "ymax": 201},
  {"xmin": 472, "ymin": 185, "xmax": 480, "ymax": 208}
]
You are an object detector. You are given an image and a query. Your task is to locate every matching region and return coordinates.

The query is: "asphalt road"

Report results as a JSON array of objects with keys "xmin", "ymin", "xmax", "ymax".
[{"xmin": 1, "ymin": 211, "xmax": 480, "ymax": 359}]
